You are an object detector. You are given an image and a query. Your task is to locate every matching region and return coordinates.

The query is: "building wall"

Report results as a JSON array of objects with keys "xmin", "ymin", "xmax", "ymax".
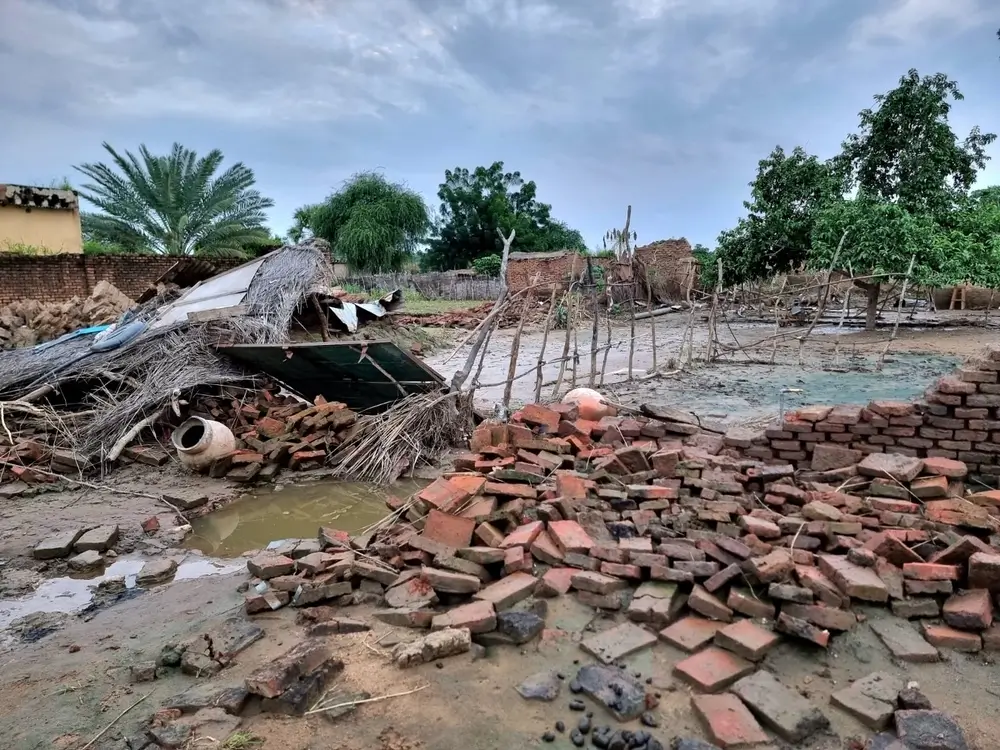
[
  {"xmin": 0, "ymin": 255, "xmax": 245, "ymax": 306},
  {"xmin": 0, "ymin": 204, "xmax": 83, "ymax": 254}
]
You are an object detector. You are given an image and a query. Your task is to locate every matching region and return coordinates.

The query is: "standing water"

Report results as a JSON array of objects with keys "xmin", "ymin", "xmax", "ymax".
[{"xmin": 185, "ymin": 480, "xmax": 425, "ymax": 557}]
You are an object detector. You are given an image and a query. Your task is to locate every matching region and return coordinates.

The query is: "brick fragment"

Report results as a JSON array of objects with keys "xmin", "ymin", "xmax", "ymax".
[
  {"xmin": 942, "ymin": 589, "xmax": 993, "ymax": 631},
  {"xmin": 692, "ymin": 693, "xmax": 769, "ymax": 748},
  {"xmin": 674, "ymin": 646, "xmax": 756, "ymax": 692},
  {"xmin": 902, "ymin": 563, "xmax": 961, "ymax": 581},
  {"xmin": 922, "ymin": 624, "xmax": 982, "ymax": 652},
  {"xmin": 714, "ymin": 619, "xmax": 779, "ymax": 661}
]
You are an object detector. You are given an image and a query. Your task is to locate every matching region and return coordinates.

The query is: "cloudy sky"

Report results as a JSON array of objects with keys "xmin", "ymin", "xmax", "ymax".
[{"xmin": 1, "ymin": 0, "xmax": 997, "ymax": 250}]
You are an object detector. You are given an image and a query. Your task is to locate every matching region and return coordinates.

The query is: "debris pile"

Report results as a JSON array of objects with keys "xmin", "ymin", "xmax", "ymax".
[
  {"xmin": 184, "ymin": 389, "xmax": 360, "ymax": 484},
  {"xmin": 0, "ymin": 280, "xmax": 132, "ymax": 349}
]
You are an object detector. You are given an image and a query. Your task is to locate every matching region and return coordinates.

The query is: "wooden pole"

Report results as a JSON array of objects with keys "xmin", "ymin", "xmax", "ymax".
[
  {"xmin": 628, "ymin": 276, "xmax": 637, "ymax": 379},
  {"xmin": 877, "ymin": 254, "xmax": 916, "ymax": 371},
  {"xmin": 645, "ymin": 266, "xmax": 657, "ymax": 373},
  {"xmin": 552, "ymin": 289, "xmax": 574, "ymax": 398},
  {"xmin": 599, "ymin": 287, "xmax": 613, "ymax": 387},
  {"xmin": 503, "ymin": 275, "xmax": 536, "ymax": 410},
  {"xmin": 587, "ymin": 258, "xmax": 599, "ymax": 387},
  {"xmin": 534, "ymin": 288, "xmax": 558, "ymax": 402}
]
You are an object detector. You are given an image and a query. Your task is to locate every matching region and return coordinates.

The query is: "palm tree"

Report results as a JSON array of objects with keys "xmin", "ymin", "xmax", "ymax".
[
  {"xmin": 303, "ymin": 172, "xmax": 429, "ymax": 272},
  {"xmin": 75, "ymin": 142, "xmax": 275, "ymax": 257}
]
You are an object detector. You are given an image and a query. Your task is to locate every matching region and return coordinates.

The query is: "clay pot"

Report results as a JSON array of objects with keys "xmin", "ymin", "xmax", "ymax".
[
  {"xmin": 562, "ymin": 387, "xmax": 616, "ymax": 421},
  {"xmin": 171, "ymin": 417, "xmax": 236, "ymax": 472}
]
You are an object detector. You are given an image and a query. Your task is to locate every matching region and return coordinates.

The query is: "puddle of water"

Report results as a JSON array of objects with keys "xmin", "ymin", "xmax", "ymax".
[
  {"xmin": 0, "ymin": 556, "xmax": 243, "ymax": 634},
  {"xmin": 184, "ymin": 480, "xmax": 424, "ymax": 557}
]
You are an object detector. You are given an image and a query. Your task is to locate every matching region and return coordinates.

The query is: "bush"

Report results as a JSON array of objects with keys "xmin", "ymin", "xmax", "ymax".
[{"xmin": 472, "ymin": 254, "xmax": 502, "ymax": 277}]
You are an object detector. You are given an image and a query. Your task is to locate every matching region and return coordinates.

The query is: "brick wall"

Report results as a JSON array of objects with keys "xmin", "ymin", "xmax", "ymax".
[
  {"xmin": 0, "ymin": 255, "xmax": 245, "ymax": 305},
  {"xmin": 747, "ymin": 350, "xmax": 1000, "ymax": 487},
  {"xmin": 505, "ymin": 239, "xmax": 694, "ymax": 300}
]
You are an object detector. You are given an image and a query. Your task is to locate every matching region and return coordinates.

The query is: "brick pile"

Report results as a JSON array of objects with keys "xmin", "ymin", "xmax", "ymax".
[
  {"xmin": 187, "ymin": 389, "xmax": 359, "ymax": 483},
  {"xmin": 0, "ymin": 279, "xmax": 132, "ymax": 348},
  {"xmin": 755, "ymin": 349, "xmax": 1000, "ymax": 488}
]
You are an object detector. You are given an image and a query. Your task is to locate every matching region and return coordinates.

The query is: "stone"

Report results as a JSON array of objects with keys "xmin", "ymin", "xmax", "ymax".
[
  {"xmin": 573, "ymin": 664, "xmax": 647, "ymax": 721},
  {"xmin": 474, "ymin": 572, "xmax": 537, "ymax": 609},
  {"xmin": 732, "ymin": 669, "xmax": 829, "ymax": 742},
  {"xmin": 713, "ymin": 620, "xmax": 779, "ymax": 662},
  {"xmin": 858, "ymin": 453, "xmax": 924, "ymax": 483},
  {"xmin": 898, "ymin": 686, "xmax": 933, "ymax": 710},
  {"xmin": 691, "ymin": 693, "xmax": 769, "ymax": 749},
  {"xmin": 74, "ymin": 525, "xmax": 119, "ymax": 552},
  {"xmin": 247, "ymin": 553, "xmax": 295, "ymax": 580},
  {"xmin": 831, "ymin": 672, "xmax": 903, "ymax": 730},
  {"xmin": 687, "ymin": 585, "xmax": 733, "ymax": 622},
  {"xmin": 67, "ymin": 549, "xmax": 103, "ymax": 570},
  {"xmin": 136, "ymin": 558, "xmax": 178, "ymax": 585},
  {"xmin": 580, "ymin": 622, "xmax": 658, "ymax": 664},
  {"xmin": 260, "ymin": 657, "xmax": 343, "ymax": 715},
  {"xmin": 895, "ymin": 710, "xmax": 969, "ymax": 750},
  {"xmin": 131, "ymin": 660, "xmax": 157, "ymax": 683},
  {"xmin": 421, "ymin": 566, "xmax": 481, "ymax": 594},
  {"xmin": 495, "ymin": 610, "xmax": 545, "ymax": 644},
  {"xmin": 431, "ymin": 600, "xmax": 496, "ymax": 634},
  {"xmin": 516, "ymin": 671, "xmax": 562, "ymax": 701},
  {"xmin": 942, "ymin": 589, "xmax": 993, "ymax": 631},
  {"xmin": 870, "ymin": 618, "xmax": 940, "ymax": 662},
  {"xmin": 392, "ymin": 627, "xmax": 472, "ymax": 667},
  {"xmin": 818, "ymin": 554, "xmax": 888, "ymax": 602},
  {"xmin": 306, "ymin": 618, "xmax": 370, "ymax": 637},
  {"xmin": 673, "ymin": 646, "xmax": 755, "ymax": 693},
  {"xmin": 163, "ymin": 683, "xmax": 250, "ymax": 716},
  {"xmin": 32, "ymin": 529, "xmax": 84, "ymax": 560}
]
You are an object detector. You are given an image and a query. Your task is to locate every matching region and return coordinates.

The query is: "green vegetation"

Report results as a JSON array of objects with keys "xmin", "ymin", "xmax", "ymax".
[
  {"xmin": 292, "ymin": 172, "xmax": 429, "ymax": 273},
  {"xmin": 74, "ymin": 142, "xmax": 274, "ymax": 258},
  {"xmin": 471, "ymin": 254, "xmax": 502, "ymax": 276},
  {"xmin": 717, "ymin": 68, "xmax": 997, "ymax": 330},
  {"xmin": 421, "ymin": 161, "xmax": 586, "ymax": 271}
]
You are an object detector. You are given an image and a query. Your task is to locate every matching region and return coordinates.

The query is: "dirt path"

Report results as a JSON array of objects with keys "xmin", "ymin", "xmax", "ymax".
[{"xmin": 0, "ymin": 573, "xmax": 995, "ymax": 749}]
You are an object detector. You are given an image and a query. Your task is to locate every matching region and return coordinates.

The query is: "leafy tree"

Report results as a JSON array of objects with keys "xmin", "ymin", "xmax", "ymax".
[
  {"xmin": 472, "ymin": 254, "xmax": 502, "ymax": 277},
  {"xmin": 810, "ymin": 198, "xmax": 940, "ymax": 330},
  {"xmin": 837, "ymin": 69, "xmax": 995, "ymax": 216},
  {"xmin": 715, "ymin": 146, "xmax": 842, "ymax": 285},
  {"xmin": 75, "ymin": 142, "xmax": 274, "ymax": 257},
  {"xmin": 287, "ymin": 204, "xmax": 319, "ymax": 243},
  {"xmin": 928, "ymin": 187, "xmax": 1000, "ymax": 291},
  {"xmin": 422, "ymin": 161, "xmax": 586, "ymax": 270},
  {"xmin": 690, "ymin": 243, "xmax": 719, "ymax": 290},
  {"xmin": 300, "ymin": 172, "xmax": 429, "ymax": 272}
]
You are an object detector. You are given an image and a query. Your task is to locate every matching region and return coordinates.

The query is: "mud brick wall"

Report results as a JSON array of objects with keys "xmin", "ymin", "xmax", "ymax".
[
  {"xmin": 0, "ymin": 255, "xmax": 244, "ymax": 305},
  {"xmin": 751, "ymin": 349, "xmax": 1000, "ymax": 486},
  {"xmin": 506, "ymin": 239, "xmax": 694, "ymax": 300}
]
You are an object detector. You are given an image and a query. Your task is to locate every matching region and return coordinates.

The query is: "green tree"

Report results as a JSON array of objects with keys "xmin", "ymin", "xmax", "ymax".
[
  {"xmin": 472, "ymin": 254, "xmax": 502, "ymax": 276},
  {"xmin": 423, "ymin": 161, "xmax": 586, "ymax": 270},
  {"xmin": 715, "ymin": 146, "xmax": 842, "ymax": 285},
  {"xmin": 287, "ymin": 204, "xmax": 319, "ymax": 243},
  {"xmin": 74, "ymin": 142, "xmax": 274, "ymax": 257},
  {"xmin": 300, "ymin": 172, "xmax": 429, "ymax": 272},
  {"xmin": 690, "ymin": 243, "xmax": 718, "ymax": 290},
  {"xmin": 838, "ymin": 69, "xmax": 995, "ymax": 216}
]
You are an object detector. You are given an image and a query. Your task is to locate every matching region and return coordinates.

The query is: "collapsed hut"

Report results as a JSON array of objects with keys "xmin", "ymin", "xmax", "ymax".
[{"xmin": 0, "ymin": 240, "xmax": 465, "ymax": 485}]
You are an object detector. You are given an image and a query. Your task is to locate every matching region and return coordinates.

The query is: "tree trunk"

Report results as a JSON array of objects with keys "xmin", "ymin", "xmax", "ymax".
[{"xmin": 865, "ymin": 282, "xmax": 880, "ymax": 331}]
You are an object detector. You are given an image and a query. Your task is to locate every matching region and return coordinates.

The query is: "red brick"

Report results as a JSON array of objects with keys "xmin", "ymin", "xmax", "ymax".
[
  {"xmin": 418, "ymin": 477, "xmax": 468, "ymax": 511},
  {"xmin": 474, "ymin": 522, "xmax": 504, "ymax": 547},
  {"xmin": 966, "ymin": 490, "xmax": 1000, "ymax": 507},
  {"xmin": 650, "ymin": 448, "xmax": 681, "ymax": 477},
  {"xmin": 547, "ymin": 520, "xmax": 594, "ymax": 555},
  {"xmin": 968, "ymin": 552, "xmax": 1000, "ymax": 592},
  {"xmin": 529, "ymin": 530, "xmax": 564, "ymax": 566},
  {"xmin": 503, "ymin": 545, "xmax": 533, "ymax": 574},
  {"xmin": 942, "ymin": 589, "xmax": 993, "ymax": 631},
  {"xmin": 781, "ymin": 603, "xmax": 857, "ymax": 631},
  {"xmin": 910, "ymin": 475, "xmax": 948, "ymax": 499},
  {"xmin": 818, "ymin": 554, "xmax": 889, "ymax": 602},
  {"xmin": 516, "ymin": 403, "xmax": 561, "ymax": 433},
  {"xmin": 868, "ymin": 400, "xmax": 916, "ymax": 418},
  {"xmin": 692, "ymin": 693, "xmax": 769, "ymax": 748},
  {"xmin": 922, "ymin": 624, "xmax": 982, "ymax": 652},
  {"xmin": 499, "ymin": 521, "xmax": 544, "ymax": 549},
  {"xmin": 600, "ymin": 562, "xmax": 642, "ymax": 579},
  {"xmin": 431, "ymin": 600, "xmax": 496, "ymax": 633},
  {"xmin": 746, "ymin": 549, "xmax": 793, "ymax": 583},
  {"xmin": 245, "ymin": 639, "xmax": 334, "ymax": 698},
  {"xmin": 902, "ymin": 563, "xmax": 961, "ymax": 581},
  {"xmin": 713, "ymin": 619, "xmax": 779, "ymax": 661},
  {"xmin": 740, "ymin": 516, "xmax": 781, "ymax": 540},
  {"xmin": 659, "ymin": 616, "xmax": 725, "ymax": 652},
  {"xmin": 688, "ymin": 584, "xmax": 734, "ymax": 622},
  {"xmin": 536, "ymin": 567, "xmax": 575, "ymax": 597},
  {"xmin": 674, "ymin": 646, "xmax": 756, "ymax": 692},
  {"xmin": 555, "ymin": 471, "xmax": 588, "ymax": 499},
  {"xmin": 776, "ymin": 613, "xmax": 830, "ymax": 647},
  {"xmin": 473, "ymin": 572, "xmax": 537, "ymax": 608},
  {"xmin": 423, "ymin": 509, "xmax": 475, "ymax": 548}
]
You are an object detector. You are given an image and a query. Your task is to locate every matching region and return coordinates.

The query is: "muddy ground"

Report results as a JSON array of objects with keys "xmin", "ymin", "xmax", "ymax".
[{"xmin": 0, "ymin": 320, "xmax": 998, "ymax": 749}]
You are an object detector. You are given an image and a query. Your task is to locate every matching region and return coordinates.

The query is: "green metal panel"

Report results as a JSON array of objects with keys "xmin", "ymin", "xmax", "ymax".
[{"xmin": 218, "ymin": 340, "xmax": 445, "ymax": 412}]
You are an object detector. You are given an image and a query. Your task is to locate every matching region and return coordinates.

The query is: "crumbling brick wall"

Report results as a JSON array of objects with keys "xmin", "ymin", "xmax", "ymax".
[
  {"xmin": 750, "ymin": 352, "xmax": 1000, "ymax": 486},
  {"xmin": 0, "ymin": 255, "xmax": 244, "ymax": 305},
  {"xmin": 505, "ymin": 239, "xmax": 695, "ymax": 300}
]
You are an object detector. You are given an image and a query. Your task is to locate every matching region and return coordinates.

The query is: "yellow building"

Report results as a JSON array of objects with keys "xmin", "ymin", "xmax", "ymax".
[{"xmin": 0, "ymin": 184, "xmax": 83, "ymax": 254}]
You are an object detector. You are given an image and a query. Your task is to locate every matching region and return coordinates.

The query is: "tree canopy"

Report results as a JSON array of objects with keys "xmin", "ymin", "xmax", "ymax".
[
  {"xmin": 75, "ymin": 142, "xmax": 274, "ymax": 257},
  {"xmin": 294, "ymin": 172, "xmax": 430, "ymax": 273},
  {"xmin": 716, "ymin": 68, "xmax": 997, "ymax": 329},
  {"xmin": 421, "ymin": 161, "xmax": 585, "ymax": 271}
]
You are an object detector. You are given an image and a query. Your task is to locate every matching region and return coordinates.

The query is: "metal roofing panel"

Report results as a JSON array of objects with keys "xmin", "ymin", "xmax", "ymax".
[{"xmin": 216, "ymin": 340, "xmax": 445, "ymax": 412}]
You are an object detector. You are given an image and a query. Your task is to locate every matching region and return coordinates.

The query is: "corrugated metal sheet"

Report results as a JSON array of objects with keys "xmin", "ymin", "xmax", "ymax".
[{"xmin": 217, "ymin": 340, "xmax": 445, "ymax": 412}]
